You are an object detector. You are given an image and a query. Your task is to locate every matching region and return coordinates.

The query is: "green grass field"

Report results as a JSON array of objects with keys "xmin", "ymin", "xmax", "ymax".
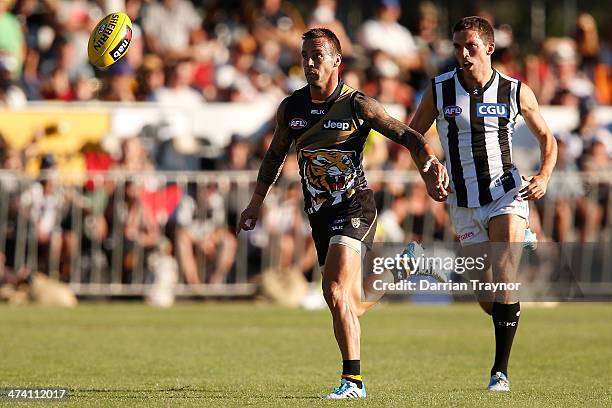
[{"xmin": 1, "ymin": 302, "xmax": 611, "ymax": 407}]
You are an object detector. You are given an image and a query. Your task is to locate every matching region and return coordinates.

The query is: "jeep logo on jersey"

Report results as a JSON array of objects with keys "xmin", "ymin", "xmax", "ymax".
[
  {"xmin": 289, "ymin": 118, "xmax": 307, "ymax": 129},
  {"xmin": 443, "ymin": 105, "xmax": 462, "ymax": 117},
  {"xmin": 322, "ymin": 119, "xmax": 351, "ymax": 131},
  {"xmin": 110, "ymin": 26, "xmax": 132, "ymax": 61},
  {"xmin": 477, "ymin": 103, "xmax": 509, "ymax": 117}
]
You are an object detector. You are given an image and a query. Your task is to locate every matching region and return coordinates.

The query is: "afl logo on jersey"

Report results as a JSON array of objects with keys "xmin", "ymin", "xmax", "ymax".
[
  {"xmin": 443, "ymin": 105, "xmax": 462, "ymax": 117},
  {"xmin": 289, "ymin": 118, "xmax": 307, "ymax": 129},
  {"xmin": 477, "ymin": 103, "xmax": 509, "ymax": 117}
]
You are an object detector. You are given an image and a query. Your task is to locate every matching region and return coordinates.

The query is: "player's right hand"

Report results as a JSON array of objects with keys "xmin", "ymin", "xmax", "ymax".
[
  {"xmin": 422, "ymin": 157, "xmax": 450, "ymax": 201},
  {"xmin": 237, "ymin": 206, "xmax": 261, "ymax": 233}
]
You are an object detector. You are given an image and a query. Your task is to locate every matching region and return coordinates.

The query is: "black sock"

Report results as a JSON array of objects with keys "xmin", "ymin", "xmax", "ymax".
[
  {"xmin": 491, "ymin": 302, "xmax": 520, "ymax": 377},
  {"xmin": 342, "ymin": 360, "xmax": 362, "ymax": 388}
]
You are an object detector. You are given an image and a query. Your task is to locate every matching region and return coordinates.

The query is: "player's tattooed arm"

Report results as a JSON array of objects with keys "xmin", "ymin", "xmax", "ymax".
[
  {"xmin": 353, "ymin": 93, "xmax": 431, "ymax": 166},
  {"xmin": 354, "ymin": 92, "xmax": 449, "ymax": 201},
  {"xmin": 256, "ymin": 98, "xmax": 292, "ymax": 188},
  {"xmin": 354, "ymin": 93, "xmax": 436, "ymax": 166},
  {"xmin": 239, "ymin": 98, "xmax": 292, "ymax": 232}
]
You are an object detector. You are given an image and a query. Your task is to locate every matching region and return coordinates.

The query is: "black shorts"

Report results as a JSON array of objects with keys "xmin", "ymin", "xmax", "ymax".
[{"xmin": 308, "ymin": 189, "xmax": 377, "ymax": 266}]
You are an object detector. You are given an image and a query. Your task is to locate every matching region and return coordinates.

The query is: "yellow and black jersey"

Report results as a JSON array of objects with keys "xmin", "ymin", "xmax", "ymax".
[{"xmin": 284, "ymin": 80, "xmax": 371, "ymax": 215}]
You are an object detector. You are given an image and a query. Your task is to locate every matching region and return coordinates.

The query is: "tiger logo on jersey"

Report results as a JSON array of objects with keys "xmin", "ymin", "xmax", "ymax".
[{"xmin": 300, "ymin": 149, "xmax": 357, "ymax": 212}]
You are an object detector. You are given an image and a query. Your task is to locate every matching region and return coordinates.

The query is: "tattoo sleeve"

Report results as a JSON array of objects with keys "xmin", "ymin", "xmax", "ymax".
[
  {"xmin": 354, "ymin": 93, "xmax": 430, "ymax": 162},
  {"xmin": 256, "ymin": 98, "xmax": 292, "ymax": 187}
]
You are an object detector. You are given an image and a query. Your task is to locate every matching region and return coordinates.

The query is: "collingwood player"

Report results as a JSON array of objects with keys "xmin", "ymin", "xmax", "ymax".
[
  {"xmin": 410, "ymin": 17, "xmax": 557, "ymax": 391},
  {"xmin": 238, "ymin": 28, "xmax": 449, "ymax": 399}
]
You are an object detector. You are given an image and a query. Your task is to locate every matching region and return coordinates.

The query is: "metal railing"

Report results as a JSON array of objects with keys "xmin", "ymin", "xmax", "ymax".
[{"xmin": 1, "ymin": 169, "xmax": 611, "ymax": 297}]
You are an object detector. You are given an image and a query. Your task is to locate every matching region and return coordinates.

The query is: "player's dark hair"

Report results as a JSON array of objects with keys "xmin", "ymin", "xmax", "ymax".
[
  {"xmin": 302, "ymin": 28, "xmax": 342, "ymax": 54},
  {"xmin": 453, "ymin": 16, "xmax": 495, "ymax": 45}
]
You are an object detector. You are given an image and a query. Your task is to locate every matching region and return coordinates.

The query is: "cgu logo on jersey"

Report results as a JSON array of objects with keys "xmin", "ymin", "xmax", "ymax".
[
  {"xmin": 443, "ymin": 105, "xmax": 462, "ymax": 117},
  {"xmin": 477, "ymin": 103, "xmax": 509, "ymax": 117},
  {"xmin": 289, "ymin": 118, "xmax": 307, "ymax": 129},
  {"xmin": 110, "ymin": 26, "xmax": 132, "ymax": 61},
  {"xmin": 322, "ymin": 119, "xmax": 351, "ymax": 131}
]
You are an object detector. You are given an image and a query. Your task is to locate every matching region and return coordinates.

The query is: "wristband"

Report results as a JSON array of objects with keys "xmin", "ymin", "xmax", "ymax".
[{"xmin": 422, "ymin": 155, "xmax": 437, "ymax": 172}]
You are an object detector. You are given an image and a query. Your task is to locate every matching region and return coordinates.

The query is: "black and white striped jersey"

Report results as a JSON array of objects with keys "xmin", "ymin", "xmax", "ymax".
[{"xmin": 433, "ymin": 68, "xmax": 522, "ymax": 208}]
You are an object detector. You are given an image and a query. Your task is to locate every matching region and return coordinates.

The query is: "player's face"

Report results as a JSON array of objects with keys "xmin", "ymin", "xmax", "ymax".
[
  {"xmin": 452, "ymin": 29, "xmax": 495, "ymax": 74},
  {"xmin": 301, "ymin": 38, "xmax": 340, "ymax": 88}
]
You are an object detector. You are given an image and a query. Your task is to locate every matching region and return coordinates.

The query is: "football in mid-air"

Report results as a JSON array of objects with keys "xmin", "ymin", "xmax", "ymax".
[{"xmin": 87, "ymin": 12, "xmax": 132, "ymax": 69}]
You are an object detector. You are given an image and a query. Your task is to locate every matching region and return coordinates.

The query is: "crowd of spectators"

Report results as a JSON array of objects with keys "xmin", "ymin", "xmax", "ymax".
[
  {"xmin": 0, "ymin": 0, "xmax": 609, "ymax": 107},
  {"xmin": 1, "ymin": 0, "xmax": 612, "ymax": 290}
]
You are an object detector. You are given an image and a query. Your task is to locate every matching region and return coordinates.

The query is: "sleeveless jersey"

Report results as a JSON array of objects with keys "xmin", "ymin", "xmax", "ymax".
[
  {"xmin": 433, "ymin": 68, "xmax": 522, "ymax": 208},
  {"xmin": 283, "ymin": 80, "xmax": 371, "ymax": 214}
]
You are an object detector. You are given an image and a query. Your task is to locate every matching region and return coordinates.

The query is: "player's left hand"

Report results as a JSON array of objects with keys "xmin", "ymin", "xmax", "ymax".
[
  {"xmin": 520, "ymin": 174, "xmax": 549, "ymax": 200},
  {"xmin": 422, "ymin": 157, "xmax": 450, "ymax": 201}
]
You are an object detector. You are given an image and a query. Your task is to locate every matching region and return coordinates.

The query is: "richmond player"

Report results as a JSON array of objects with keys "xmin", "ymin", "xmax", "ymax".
[{"xmin": 238, "ymin": 28, "xmax": 449, "ymax": 399}]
